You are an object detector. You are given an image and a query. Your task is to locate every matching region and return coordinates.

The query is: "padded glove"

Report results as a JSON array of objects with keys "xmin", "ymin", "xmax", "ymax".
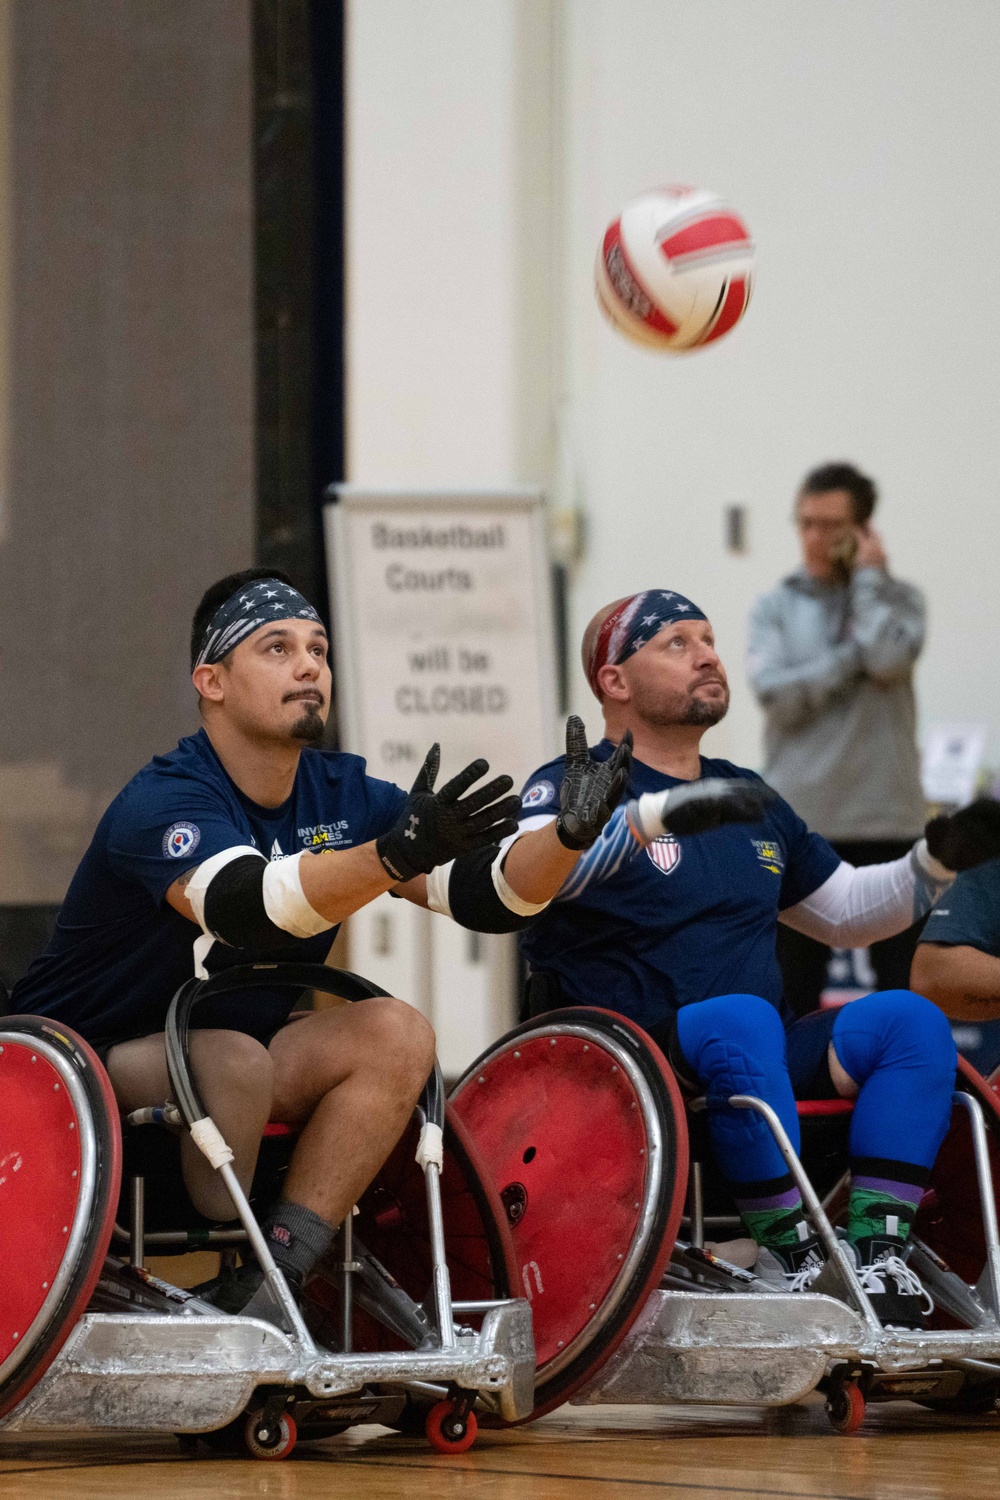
[
  {"xmin": 376, "ymin": 745, "xmax": 521, "ymax": 883},
  {"xmin": 626, "ymin": 777, "xmax": 778, "ymax": 847},
  {"xmin": 924, "ymin": 797, "xmax": 1000, "ymax": 873},
  {"xmin": 555, "ymin": 717, "xmax": 633, "ymax": 850}
]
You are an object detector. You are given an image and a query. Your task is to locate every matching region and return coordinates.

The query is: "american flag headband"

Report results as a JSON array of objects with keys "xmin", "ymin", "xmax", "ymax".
[
  {"xmin": 586, "ymin": 589, "xmax": 707, "ymax": 695},
  {"xmin": 195, "ymin": 580, "xmax": 323, "ymax": 668}
]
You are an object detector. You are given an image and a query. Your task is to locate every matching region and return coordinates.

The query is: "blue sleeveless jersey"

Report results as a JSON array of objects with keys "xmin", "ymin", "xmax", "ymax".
[
  {"xmin": 14, "ymin": 729, "xmax": 406, "ymax": 1045},
  {"xmin": 518, "ymin": 742, "xmax": 839, "ymax": 1032}
]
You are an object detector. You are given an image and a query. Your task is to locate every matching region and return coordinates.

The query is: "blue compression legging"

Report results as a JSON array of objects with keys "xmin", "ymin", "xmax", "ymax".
[{"xmin": 674, "ymin": 990, "xmax": 957, "ymax": 1186}]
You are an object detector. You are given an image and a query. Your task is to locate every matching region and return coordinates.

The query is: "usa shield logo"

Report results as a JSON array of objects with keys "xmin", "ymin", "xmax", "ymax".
[{"xmin": 646, "ymin": 834, "xmax": 681, "ymax": 875}]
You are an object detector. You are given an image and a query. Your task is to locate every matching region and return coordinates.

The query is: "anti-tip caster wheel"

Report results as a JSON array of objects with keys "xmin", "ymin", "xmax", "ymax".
[
  {"xmin": 244, "ymin": 1407, "xmax": 298, "ymax": 1460},
  {"xmin": 827, "ymin": 1380, "xmax": 865, "ymax": 1436},
  {"xmin": 425, "ymin": 1400, "xmax": 478, "ymax": 1454}
]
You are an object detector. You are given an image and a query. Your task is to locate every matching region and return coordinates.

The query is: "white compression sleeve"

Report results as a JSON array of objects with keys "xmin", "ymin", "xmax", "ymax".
[{"xmin": 779, "ymin": 841, "xmax": 954, "ymax": 948}]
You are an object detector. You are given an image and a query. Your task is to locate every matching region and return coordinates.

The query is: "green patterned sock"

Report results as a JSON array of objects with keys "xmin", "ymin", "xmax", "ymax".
[
  {"xmin": 847, "ymin": 1186, "xmax": 920, "ymax": 1246},
  {"xmin": 736, "ymin": 1199, "xmax": 808, "ymax": 1251}
]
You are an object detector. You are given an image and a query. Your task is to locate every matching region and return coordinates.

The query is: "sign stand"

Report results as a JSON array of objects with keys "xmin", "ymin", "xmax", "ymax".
[{"xmin": 324, "ymin": 487, "xmax": 559, "ymax": 1074}]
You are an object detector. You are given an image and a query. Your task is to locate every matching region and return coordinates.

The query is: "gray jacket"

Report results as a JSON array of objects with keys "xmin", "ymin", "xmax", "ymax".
[{"xmin": 747, "ymin": 567, "xmax": 926, "ymax": 842}]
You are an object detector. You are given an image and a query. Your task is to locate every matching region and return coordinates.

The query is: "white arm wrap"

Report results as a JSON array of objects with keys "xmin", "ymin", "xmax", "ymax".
[
  {"xmin": 779, "ymin": 841, "xmax": 955, "ymax": 948},
  {"xmin": 426, "ymin": 861, "xmax": 454, "ymax": 918},
  {"xmin": 261, "ymin": 851, "xmax": 335, "ymax": 938},
  {"xmin": 185, "ymin": 845, "xmax": 262, "ymax": 933},
  {"xmin": 491, "ymin": 831, "xmax": 552, "ymax": 917}
]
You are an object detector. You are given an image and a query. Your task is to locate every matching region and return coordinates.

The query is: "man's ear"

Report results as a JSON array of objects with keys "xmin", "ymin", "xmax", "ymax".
[
  {"xmin": 192, "ymin": 663, "xmax": 225, "ymax": 703},
  {"xmin": 597, "ymin": 663, "xmax": 629, "ymax": 703}
]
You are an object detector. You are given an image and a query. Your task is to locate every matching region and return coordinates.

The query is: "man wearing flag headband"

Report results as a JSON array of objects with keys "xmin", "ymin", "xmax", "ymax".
[{"xmin": 412, "ymin": 586, "xmax": 1000, "ymax": 1326}]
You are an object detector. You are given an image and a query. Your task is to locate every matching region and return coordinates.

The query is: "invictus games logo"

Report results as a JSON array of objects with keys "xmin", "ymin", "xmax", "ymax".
[
  {"xmin": 646, "ymin": 834, "xmax": 682, "ymax": 875},
  {"xmin": 522, "ymin": 780, "xmax": 555, "ymax": 810},
  {"xmin": 752, "ymin": 839, "xmax": 784, "ymax": 875},
  {"xmin": 163, "ymin": 822, "xmax": 200, "ymax": 859}
]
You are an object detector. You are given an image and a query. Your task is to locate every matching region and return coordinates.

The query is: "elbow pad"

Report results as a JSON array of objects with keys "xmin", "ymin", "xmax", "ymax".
[
  {"xmin": 199, "ymin": 851, "xmax": 334, "ymax": 949},
  {"xmin": 438, "ymin": 843, "xmax": 550, "ymax": 934}
]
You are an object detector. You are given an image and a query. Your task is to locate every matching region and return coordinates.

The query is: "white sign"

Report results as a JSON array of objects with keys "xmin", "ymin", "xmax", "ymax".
[
  {"xmin": 324, "ymin": 488, "xmax": 559, "ymax": 790},
  {"xmin": 921, "ymin": 722, "xmax": 987, "ymax": 807}
]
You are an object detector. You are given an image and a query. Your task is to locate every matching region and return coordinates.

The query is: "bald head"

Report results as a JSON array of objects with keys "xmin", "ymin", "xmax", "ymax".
[{"xmin": 582, "ymin": 598, "xmax": 632, "ymax": 701}]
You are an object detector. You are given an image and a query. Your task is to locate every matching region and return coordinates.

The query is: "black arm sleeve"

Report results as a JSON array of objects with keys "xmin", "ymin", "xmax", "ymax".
[
  {"xmin": 447, "ymin": 845, "xmax": 539, "ymax": 934},
  {"xmin": 202, "ymin": 855, "xmax": 292, "ymax": 950}
]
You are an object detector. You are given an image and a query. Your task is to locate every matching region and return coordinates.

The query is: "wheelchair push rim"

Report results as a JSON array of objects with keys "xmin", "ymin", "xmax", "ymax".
[
  {"xmin": 450, "ymin": 1006, "xmax": 688, "ymax": 1420},
  {"xmin": 0, "ymin": 1016, "xmax": 122, "ymax": 1420}
]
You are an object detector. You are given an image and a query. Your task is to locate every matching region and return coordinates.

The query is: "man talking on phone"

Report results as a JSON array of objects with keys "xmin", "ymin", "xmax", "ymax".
[{"xmin": 748, "ymin": 463, "xmax": 926, "ymax": 1016}]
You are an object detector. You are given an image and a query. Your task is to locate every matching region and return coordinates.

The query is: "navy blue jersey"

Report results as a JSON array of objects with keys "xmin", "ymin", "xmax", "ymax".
[
  {"xmin": 14, "ymin": 729, "xmax": 406, "ymax": 1045},
  {"xmin": 518, "ymin": 742, "xmax": 839, "ymax": 1032},
  {"xmin": 919, "ymin": 857, "xmax": 1000, "ymax": 955}
]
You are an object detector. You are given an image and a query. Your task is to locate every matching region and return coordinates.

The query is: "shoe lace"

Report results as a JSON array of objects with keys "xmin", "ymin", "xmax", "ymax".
[
  {"xmin": 857, "ymin": 1255, "xmax": 934, "ymax": 1315},
  {"xmin": 785, "ymin": 1255, "xmax": 824, "ymax": 1293}
]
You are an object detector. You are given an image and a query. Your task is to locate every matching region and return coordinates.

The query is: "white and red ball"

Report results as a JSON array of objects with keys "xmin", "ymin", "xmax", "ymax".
[{"xmin": 595, "ymin": 185, "xmax": 754, "ymax": 353}]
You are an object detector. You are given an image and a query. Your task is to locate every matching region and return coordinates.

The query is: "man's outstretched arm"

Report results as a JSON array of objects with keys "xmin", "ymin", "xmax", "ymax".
[{"xmin": 167, "ymin": 746, "xmax": 519, "ymax": 948}]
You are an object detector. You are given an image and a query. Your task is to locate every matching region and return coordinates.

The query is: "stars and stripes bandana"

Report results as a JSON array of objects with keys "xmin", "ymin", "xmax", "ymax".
[
  {"xmin": 586, "ymin": 589, "xmax": 707, "ymax": 696},
  {"xmin": 194, "ymin": 580, "xmax": 323, "ymax": 668}
]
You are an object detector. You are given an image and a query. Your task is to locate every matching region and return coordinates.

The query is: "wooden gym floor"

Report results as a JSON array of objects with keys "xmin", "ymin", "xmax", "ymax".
[{"xmin": 2, "ymin": 1396, "xmax": 1000, "ymax": 1498}]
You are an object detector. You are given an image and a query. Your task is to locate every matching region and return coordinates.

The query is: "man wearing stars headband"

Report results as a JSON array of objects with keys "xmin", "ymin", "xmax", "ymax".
[
  {"xmin": 412, "ymin": 587, "xmax": 1000, "ymax": 1327},
  {"xmin": 15, "ymin": 567, "xmax": 524, "ymax": 1322},
  {"xmin": 14, "ymin": 566, "xmax": 645, "ymax": 1325}
]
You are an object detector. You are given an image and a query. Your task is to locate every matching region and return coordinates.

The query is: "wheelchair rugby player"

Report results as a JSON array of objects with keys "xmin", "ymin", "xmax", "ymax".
[
  {"xmin": 10, "ymin": 568, "xmax": 533, "ymax": 1325},
  {"xmin": 410, "ymin": 587, "xmax": 1000, "ymax": 1330}
]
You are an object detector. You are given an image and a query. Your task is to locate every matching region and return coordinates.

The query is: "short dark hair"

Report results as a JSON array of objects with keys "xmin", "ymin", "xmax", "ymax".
[
  {"xmin": 798, "ymin": 462, "xmax": 878, "ymax": 525},
  {"xmin": 190, "ymin": 567, "xmax": 295, "ymax": 670}
]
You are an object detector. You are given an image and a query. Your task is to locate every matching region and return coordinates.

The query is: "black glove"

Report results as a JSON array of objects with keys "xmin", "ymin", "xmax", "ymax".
[
  {"xmin": 925, "ymin": 797, "xmax": 1000, "ymax": 873},
  {"xmin": 626, "ymin": 777, "xmax": 778, "ymax": 845},
  {"xmin": 555, "ymin": 717, "xmax": 633, "ymax": 850},
  {"xmin": 376, "ymin": 745, "xmax": 521, "ymax": 883}
]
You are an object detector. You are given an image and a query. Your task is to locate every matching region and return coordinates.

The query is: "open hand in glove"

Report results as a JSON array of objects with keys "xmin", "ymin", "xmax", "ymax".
[
  {"xmin": 626, "ymin": 777, "xmax": 778, "ymax": 847},
  {"xmin": 376, "ymin": 745, "xmax": 522, "ymax": 883},
  {"xmin": 555, "ymin": 717, "xmax": 633, "ymax": 850},
  {"xmin": 924, "ymin": 797, "xmax": 1000, "ymax": 873}
]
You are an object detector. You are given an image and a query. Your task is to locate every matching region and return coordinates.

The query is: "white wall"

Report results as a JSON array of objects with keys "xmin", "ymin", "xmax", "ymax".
[
  {"xmin": 346, "ymin": 0, "xmax": 556, "ymax": 1071},
  {"xmin": 346, "ymin": 0, "xmax": 1000, "ymax": 1059},
  {"xmin": 559, "ymin": 0, "xmax": 1000, "ymax": 767}
]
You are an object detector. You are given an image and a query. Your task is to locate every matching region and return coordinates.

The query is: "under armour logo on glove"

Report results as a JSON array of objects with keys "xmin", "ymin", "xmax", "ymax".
[{"xmin": 405, "ymin": 814, "xmax": 419, "ymax": 841}]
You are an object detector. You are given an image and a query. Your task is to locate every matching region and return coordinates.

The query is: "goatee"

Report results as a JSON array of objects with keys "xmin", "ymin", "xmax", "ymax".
[{"xmin": 290, "ymin": 704, "xmax": 326, "ymax": 744}]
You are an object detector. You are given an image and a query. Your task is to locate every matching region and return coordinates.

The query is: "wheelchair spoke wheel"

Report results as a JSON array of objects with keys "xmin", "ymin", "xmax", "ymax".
[
  {"xmin": 450, "ymin": 1007, "xmax": 688, "ymax": 1421},
  {"xmin": 0, "ymin": 1016, "xmax": 121, "ymax": 1421}
]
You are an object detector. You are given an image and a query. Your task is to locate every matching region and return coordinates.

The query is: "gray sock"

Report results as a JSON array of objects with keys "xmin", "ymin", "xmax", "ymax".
[{"xmin": 261, "ymin": 1199, "xmax": 335, "ymax": 1287}]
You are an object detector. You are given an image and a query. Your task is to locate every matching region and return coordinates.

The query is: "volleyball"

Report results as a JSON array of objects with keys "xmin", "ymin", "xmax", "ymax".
[{"xmin": 595, "ymin": 185, "xmax": 754, "ymax": 353}]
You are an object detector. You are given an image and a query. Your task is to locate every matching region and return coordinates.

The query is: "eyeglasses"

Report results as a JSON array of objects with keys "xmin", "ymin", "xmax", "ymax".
[{"xmin": 795, "ymin": 516, "xmax": 851, "ymax": 533}]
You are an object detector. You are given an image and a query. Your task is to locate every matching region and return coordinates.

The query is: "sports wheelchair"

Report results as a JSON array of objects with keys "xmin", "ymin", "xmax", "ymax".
[
  {"xmin": 0, "ymin": 964, "xmax": 534, "ymax": 1458},
  {"xmin": 450, "ymin": 1005, "xmax": 1000, "ymax": 1435}
]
